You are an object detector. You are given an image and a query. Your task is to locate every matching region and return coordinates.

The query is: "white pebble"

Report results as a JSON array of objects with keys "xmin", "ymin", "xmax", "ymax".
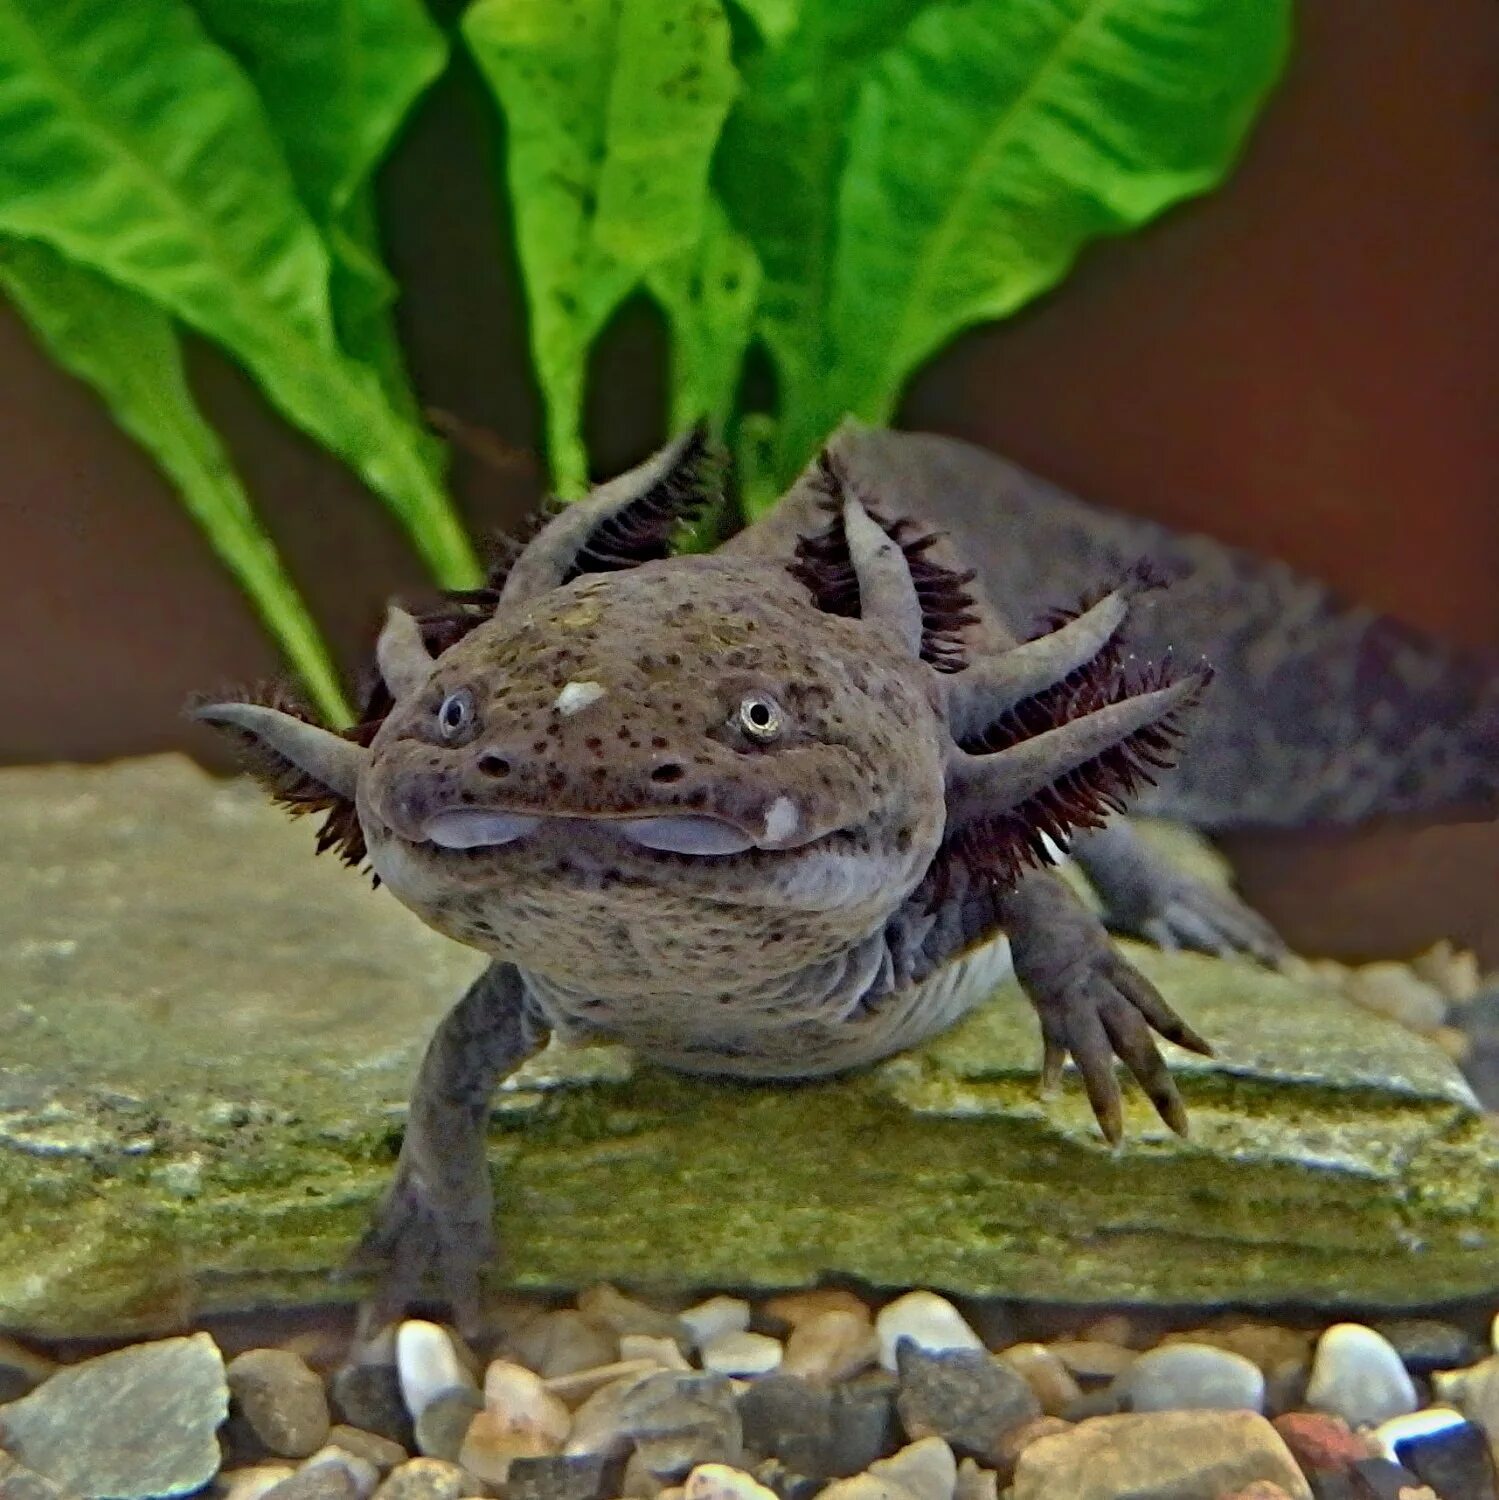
[
  {"xmin": 1122, "ymin": 1343, "xmax": 1265, "ymax": 1413},
  {"xmin": 700, "ymin": 1330, "xmax": 783, "ymax": 1377},
  {"xmin": 395, "ymin": 1321, "xmax": 475, "ymax": 1420},
  {"xmin": 1492, "ymin": 1311, "xmax": 1499, "ymax": 1353},
  {"xmin": 1371, "ymin": 1406, "xmax": 1468, "ymax": 1461},
  {"xmin": 1306, "ymin": 1322, "xmax": 1418, "ymax": 1426},
  {"xmin": 678, "ymin": 1296, "xmax": 752, "ymax": 1352},
  {"xmin": 301, "ymin": 1446, "xmax": 380, "ymax": 1500},
  {"xmin": 684, "ymin": 1463, "xmax": 779, "ymax": 1500},
  {"xmin": 875, "ymin": 1292, "xmax": 983, "ymax": 1372}
]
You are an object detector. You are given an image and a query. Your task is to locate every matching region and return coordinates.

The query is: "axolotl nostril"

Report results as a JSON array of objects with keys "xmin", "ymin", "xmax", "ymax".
[{"xmin": 193, "ymin": 423, "xmax": 1499, "ymax": 1335}]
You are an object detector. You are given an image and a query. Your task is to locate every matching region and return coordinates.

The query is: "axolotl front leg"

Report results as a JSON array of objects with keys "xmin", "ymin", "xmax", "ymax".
[{"xmin": 352, "ymin": 960, "xmax": 543, "ymax": 1339}]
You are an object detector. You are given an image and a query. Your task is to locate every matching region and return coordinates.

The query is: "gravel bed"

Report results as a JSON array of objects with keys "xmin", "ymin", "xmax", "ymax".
[{"xmin": 3, "ymin": 1286, "xmax": 1497, "ymax": 1500}]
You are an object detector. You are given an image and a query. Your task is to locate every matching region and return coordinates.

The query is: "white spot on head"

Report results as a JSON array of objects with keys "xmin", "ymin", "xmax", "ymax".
[
  {"xmin": 554, "ymin": 680, "xmax": 606, "ymax": 716},
  {"xmin": 763, "ymin": 795, "xmax": 800, "ymax": 845}
]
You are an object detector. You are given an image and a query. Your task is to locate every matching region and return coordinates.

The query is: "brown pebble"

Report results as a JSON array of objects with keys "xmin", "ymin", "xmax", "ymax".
[
  {"xmin": 997, "ymin": 1345, "xmax": 1083, "ymax": 1417},
  {"xmin": 1161, "ymin": 1323, "xmax": 1312, "ymax": 1373},
  {"xmin": 1077, "ymin": 1315, "xmax": 1137, "ymax": 1349},
  {"xmin": 761, "ymin": 1289, "xmax": 871, "ymax": 1332},
  {"xmin": 260, "ymin": 1467, "xmax": 359, "ymax": 1500},
  {"xmin": 327, "ymin": 1428, "xmax": 408, "ymax": 1474},
  {"xmin": 228, "ymin": 1349, "xmax": 333, "ymax": 1459},
  {"xmin": 216, "ymin": 1464, "xmax": 299, "ymax": 1500},
  {"xmin": 507, "ymin": 1312, "xmax": 618, "ymax": 1380},
  {"xmin": 781, "ymin": 1312, "xmax": 878, "ymax": 1385},
  {"xmin": 546, "ymin": 1359, "xmax": 663, "ymax": 1407},
  {"xmin": 370, "ymin": 1458, "xmax": 474, "ymax": 1500},
  {"xmin": 1218, "ymin": 1486, "xmax": 1295, "ymax": 1500},
  {"xmin": 1045, "ymin": 1341, "xmax": 1136, "ymax": 1381}
]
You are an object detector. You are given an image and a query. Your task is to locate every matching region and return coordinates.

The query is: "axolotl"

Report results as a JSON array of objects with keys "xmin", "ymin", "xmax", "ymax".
[{"xmin": 195, "ymin": 424, "xmax": 1497, "ymax": 1331}]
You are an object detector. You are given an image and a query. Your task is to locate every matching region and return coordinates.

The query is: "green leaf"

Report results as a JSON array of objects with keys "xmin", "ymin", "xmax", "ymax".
[
  {"xmin": 0, "ymin": 239, "xmax": 350, "ymax": 724},
  {"xmin": 646, "ymin": 197, "xmax": 761, "ymax": 431},
  {"xmin": 188, "ymin": 0, "xmax": 448, "ymax": 423},
  {"xmin": 727, "ymin": 0, "xmax": 802, "ymax": 46},
  {"xmin": 737, "ymin": 0, "xmax": 1292, "ymax": 492},
  {"xmin": 463, "ymin": 0, "xmax": 737, "ymax": 495},
  {"xmin": 0, "ymin": 0, "xmax": 476, "ymax": 585},
  {"xmin": 714, "ymin": 1, "xmax": 931, "ymax": 492}
]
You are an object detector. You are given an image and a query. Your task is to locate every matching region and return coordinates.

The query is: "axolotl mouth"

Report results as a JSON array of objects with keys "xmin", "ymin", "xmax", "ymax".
[{"xmin": 418, "ymin": 807, "xmax": 803, "ymax": 857}]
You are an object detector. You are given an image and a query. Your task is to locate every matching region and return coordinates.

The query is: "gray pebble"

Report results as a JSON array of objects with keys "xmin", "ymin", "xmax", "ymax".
[
  {"xmin": 1372, "ymin": 1318, "xmax": 1478, "ymax": 1375},
  {"xmin": 737, "ymin": 1374, "xmax": 891, "ymax": 1480},
  {"xmin": 1121, "ymin": 1343, "xmax": 1265, "ymax": 1413},
  {"xmin": 331, "ymin": 1365, "xmax": 414, "ymax": 1450},
  {"xmin": 751, "ymin": 1459, "xmax": 824, "ymax": 1500},
  {"xmin": 894, "ymin": 1345, "xmax": 1040, "ymax": 1467},
  {"xmin": 411, "ymin": 1388, "xmax": 483, "ymax": 1464},
  {"xmin": 0, "ymin": 1333, "xmax": 228, "ymax": 1500},
  {"xmin": 504, "ymin": 1456, "xmax": 613, "ymax": 1500},
  {"xmin": 617, "ymin": 1372, "xmax": 743, "ymax": 1479},
  {"xmin": 259, "ymin": 1468, "xmax": 358, "ymax": 1500},
  {"xmin": 325, "ymin": 1429, "xmax": 407, "ymax": 1475},
  {"xmin": 228, "ymin": 1350, "xmax": 332, "ymax": 1459}
]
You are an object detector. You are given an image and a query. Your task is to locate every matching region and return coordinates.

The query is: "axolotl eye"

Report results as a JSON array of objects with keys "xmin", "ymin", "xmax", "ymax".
[
  {"xmin": 737, "ymin": 692, "xmax": 785, "ymax": 743},
  {"xmin": 437, "ymin": 687, "xmax": 476, "ymax": 740}
]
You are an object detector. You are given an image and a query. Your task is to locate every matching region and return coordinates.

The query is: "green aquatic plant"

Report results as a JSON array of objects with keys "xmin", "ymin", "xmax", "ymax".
[{"xmin": 0, "ymin": 0, "xmax": 1290, "ymax": 719}]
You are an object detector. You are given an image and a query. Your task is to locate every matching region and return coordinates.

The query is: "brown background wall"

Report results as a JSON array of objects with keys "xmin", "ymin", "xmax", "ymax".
[{"xmin": 1, "ymin": 0, "xmax": 1495, "ymax": 960}]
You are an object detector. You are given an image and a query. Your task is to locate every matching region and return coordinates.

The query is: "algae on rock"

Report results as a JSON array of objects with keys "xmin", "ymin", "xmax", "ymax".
[{"xmin": 0, "ymin": 757, "xmax": 1494, "ymax": 1338}]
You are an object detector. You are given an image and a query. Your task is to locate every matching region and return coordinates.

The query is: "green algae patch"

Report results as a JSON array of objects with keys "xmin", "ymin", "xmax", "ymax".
[{"xmin": 0, "ymin": 757, "xmax": 1495, "ymax": 1338}]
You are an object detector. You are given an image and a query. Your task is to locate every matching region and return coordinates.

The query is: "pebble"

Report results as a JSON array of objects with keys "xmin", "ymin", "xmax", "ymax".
[
  {"xmin": 547, "ymin": 1359, "xmax": 664, "ymax": 1408},
  {"xmin": 1217, "ymin": 1486, "xmax": 1296, "ymax": 1500},
  {"xmin": 762, "ymin": 1290, "xmax": 871, "ymax": 1331},
  {"xmin": 1271, "ymin": 1411, "xmax": 1371, "ymax": 1472},
  {"xmin": 749, "ymin": 1459, "xmax": 823, "ymax": 1500},
  {"xmin": 1009, "ymin": 1410, "xmax": 1313, "ymax": 1500},
  {"xmin": 866, "ymin": 1438, "xmax": 956, "ymax": 1500},
  {"xmin": 781, "ymin": 1313, "xmax": 879, "ymax": 1385},
  {"xmin": 1412, "ymin": 940, "xmax": 1481, "ymax": 1002},
  {"xmin": 1305, "ymin": 1323, "xmax": 1418, "ymax": 1426},
  {"xmin": 411, "ymin": 1388, "xmax": 484, "ymax": 1464},
  {"xmin": 259, "ymin": 1467, "xmax": 358, "ymax": 1500},
  {"xmin": 565, "ymin": 1372, "xmax": 660, "ymax": 1460},
  {"xmin": 682, "ymin": 1465, "xmax": 777, "ymax": 1500},
  {"xmin": 455, "ymin": 1360, "xmax": 572, "ymax": 1483},
  {"xmin": 0, "ymin": 1338, "xmax": 54, "ymax": 1405},
  {"xmin": 1162, "ymin": 1322, "xmax": 1313, "ymax": 1375},
  {"xmin": 875, "ymin": 1294, "xmax": 983, "ymax": 1372},
  {"xmin": 1448, "ymin": 1356, "xmax": 1499, "ymax": 1464},
  {"xmin": 1373, "ymin": 1407, "xmax": 1499, "ymax": 1499},
  {"xmin": 813, "ymin": 1476, "xmax": 912, "ymax": 1500},
  {"xmin": 1345, "ymin": 1457, "xmax": 1439, "ymax": 1498},
  {"xmin": 577, "ymin": 1286, "xmax": 689, "ymax": 1351},
  {"xmin": 505, "ymin": 1455, "xmax": 613, "ymax": 1500},
  {"xmin": 614, "ymin": 1372, "xmax": 744, "ymax": 1480},
  {"xmin": 300, "ymin": 1447, "xmax": 381, "ymax": 1500},
  {"xmin": 1121, "ymin": 1341, "xmax": 1266, "ymax": 1412},
  {"xmin": 228, "ymin": 1349, "xmax": 333, "ymax": 1459},
  {"xmin": 509, "ymin": 1313, "xmax": 619, "ymax": 1380},
  {"xmin": 0, "ymin": 1455, "xmax": 73, "ymax": 1500},
  {"xmin": 325, "ymin": 1428, "xmax": 407, "ymax": 1474},
  {"xmin": 700, "ymin": 1333, "xmax": 783, "ymax": 1378},
  {"xmin": 395, "ymin": 1324, "xmax": 475, "ymax": 1423},
  {"xmin": 735, "ymin": 1374, "xmax": 892, "ymax": 1479},
  {"xmin": 951, "ymin": 1457, "xmax": 996, "ymax": 1500},
  {"xmin": 331, "ymin": 1363, "xmax": 414, "ymax": 1448},
  {"xmin": 995, "ymin": 1344, "xmax": 1082, "ymax": 1416},
  {"xmin": 893, "ymin": 1344, "xmax": 1040, "ymax": 1467},
  {"xmin": 678, "ymin": 1299, "xmax": 753, "ymax": 1353},
  {"xmin": 218, "ymin": 1464, "xmax": 300, "ymax": 1500},
  {"xmin": 990, "ymin": 1417, "xmax": 1071, "ymax": 1480},
  {"xmin": 1044, "ymin": 1339, "xmax": 1136, "ymax": 1382},
  {"xmin": 619, "ymin": 1336, "xmax": 693, "ymax": 1372},
  {"xmin": 1372, "ymin": 1317, "xmax": 1478, "ymax": 1375},
  {"xmin": 1344, "ymin": 961, "xmax": 1448, "ymax": 1031},
  {"xmin": 0, "ymin": 1332, "xmax": 228, "ymax": 1500},
  {"xmin": 370, "ymin": 1459, "xmax": 473, "ymax": 1500}
]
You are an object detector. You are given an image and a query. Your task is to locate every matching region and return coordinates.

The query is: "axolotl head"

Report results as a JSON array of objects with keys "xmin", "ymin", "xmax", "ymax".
[{"xmin": 195, "ymin": 432, "xmax": 1202, "ymax": 997}]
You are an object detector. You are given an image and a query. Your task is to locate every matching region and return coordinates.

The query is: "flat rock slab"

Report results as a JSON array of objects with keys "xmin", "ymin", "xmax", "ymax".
[{"xmin": 1, "ymin": 758, "xmax": 1495, "ymax": 1338}]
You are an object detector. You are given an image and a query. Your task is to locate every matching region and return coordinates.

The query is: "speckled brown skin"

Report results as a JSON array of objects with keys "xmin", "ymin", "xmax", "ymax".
[{"xmin": 196, "ymin": 431, "xmax": 1225, "ymax": 1335}]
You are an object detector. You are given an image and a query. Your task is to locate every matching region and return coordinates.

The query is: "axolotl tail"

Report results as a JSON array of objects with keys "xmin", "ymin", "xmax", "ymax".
[{"xmin": 751, "ymin": 427, "xmax": 1498, "ymax": 832}]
